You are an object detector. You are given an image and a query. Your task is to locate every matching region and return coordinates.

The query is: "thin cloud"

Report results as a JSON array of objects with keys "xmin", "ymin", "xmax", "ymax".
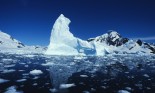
[{"xmin": 131, "ymin": 36, "xmax": 155, "ymax": 41}]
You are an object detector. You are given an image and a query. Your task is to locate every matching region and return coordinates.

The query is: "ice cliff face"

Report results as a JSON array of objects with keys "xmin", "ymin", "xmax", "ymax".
[{"xmin": 46, "ymin": 14, "xmax": 155, "ymax": 55}]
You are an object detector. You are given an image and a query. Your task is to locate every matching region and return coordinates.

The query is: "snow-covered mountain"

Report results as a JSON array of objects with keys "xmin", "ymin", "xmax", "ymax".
[
  {"xmin": 0, "ymin": 31, "xmax": 25, "ymax": 48},
  {"xmin": 0, "ymin": 31, "xmax": 46, "ymax": 54},
  {"xmin": 88, "ymin": 31, "xmax": 155, "ymax": 54},
  {"xmin": 46, "ymin": 14, "xmax": 155, "ymax": 55}
]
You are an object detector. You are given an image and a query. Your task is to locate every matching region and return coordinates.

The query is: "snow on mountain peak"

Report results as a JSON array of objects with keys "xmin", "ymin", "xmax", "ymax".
[
  {"xmin": 0, "ymin": 31, "xmax": 11, "ymax": 38},
  {"xmin": 0, "ymin": 31, "xmax": 24, "ymax": 48},
  {"xmin": 108, "ymin": 30, "xmax": 121, "ymax": 39}
]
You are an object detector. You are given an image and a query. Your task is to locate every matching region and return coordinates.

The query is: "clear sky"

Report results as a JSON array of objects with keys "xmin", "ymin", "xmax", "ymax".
[{"xmin": 0, "ymin": 0, "xmax": 155, "ymax": 46}]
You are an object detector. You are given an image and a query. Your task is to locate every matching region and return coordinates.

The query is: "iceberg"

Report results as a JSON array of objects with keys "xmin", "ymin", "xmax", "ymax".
[{"xmin": 45, "ymin": 14, "xmax": 96, "ymax": 55}]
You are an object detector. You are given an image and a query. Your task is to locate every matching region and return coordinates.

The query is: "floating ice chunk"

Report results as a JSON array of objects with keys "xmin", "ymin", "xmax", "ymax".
[
  {"xmin": 59, "ymin": 83, "xmax": 76, "ymax": 89},
  {"xmin": 2, "ymin": 58, "xmax": 13, "ymax": 62},
  {"xmin": 135, "ymin": 83, "xmax": 143, "ymax": 89},
  {"xmin": 80, "ymin": 75, "xmax": 88, "ymax": 78},
  {"xmin": 19, "ymin": 63, "xmax": 26, "ymax": 65},
  {"xmin": 4, "ymin": 86, "xmax": 23, "ymax": 93},
  {"xmin": 18, "ymin": 70, "xmax": 24, "ymax": 72},
  {"xmin": 146, "ymin": 87, "xmax": 151, "ymax": 90},
  {"xmin": 41, "ymin": 62, "xmax": 54, "ymax": 66},
  {"xmin": 32, "ymin": 76, "xmax": 39, "ymax": 79},
  {"xmin": 4, "ymin": 64, "xmax": 15, "ymax": 68},
  {"xmin": 74, "ymin": 56, "xmax": 86, "ymax": 60},
  {"xmin": 83, "ymin": 91, "xmax": 90, "ymax": 93},
  {"xmin": 50, "ymin": 88, "xmax": 58, "ymax": 93},
  {"xmin": 2, "ymin": 69, "xmax": 16, "ymax": 73},
  {"xmin": 33, "ymin": 83, "xmax": 38, "ymax": 86},
  {"xmin": 125, "ymin": 87, "xmax": 132, "ymax": 91},
  {"xmin": 16, "ymin": 79, "xmax": 27, "ymax": 82},
  {"xmin": 22, "ymin": 73, "xmax": 29, "ymax": 76},
  {"xmin": 29, "ymin": 69, "xmax": 43, "ymax": 75},
  {"xmin": 24, "ymin": 54, "xmax": 35, "ymax": 58},
  {"xmin": 24, "ymin": 65, "xmax": 29, "ymax": 68},
  {"xmin": 143, "ymin": 74, "xmax": 150, "ymax": 78},
  {"xmin": 91, "ymin": 88, "xmax": 96, "ymax": 92},
  {"xmin": 101, "ymin": 86, "xmax": 107, "ymax": 89},
  {"xmin": 0, "ymin": 78, "xmax": 9, "ymax": 84},
  {"xmin": 117, "ymin": 90, "xmax": 130, "ymax": 93}
]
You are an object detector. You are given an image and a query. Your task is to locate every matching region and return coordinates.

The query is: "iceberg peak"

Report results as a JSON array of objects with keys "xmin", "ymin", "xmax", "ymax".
[
  {"xmin": 50, "ymin": 14, "xmax": 74, "ymax": 44},
  {"xmin": 45, "ymin": 14, "xmax": 80, "ymax": 55},
  {"xmin": 59, "ymin": 14, "xmax": 65, "ymax": 17}
]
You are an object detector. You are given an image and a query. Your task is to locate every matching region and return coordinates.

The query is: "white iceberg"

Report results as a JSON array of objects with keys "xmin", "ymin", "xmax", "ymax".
[
  {"xmin": 45, "ymin": 14, "xmax": 96, "ymax": 56},
  {"xmin": 29, "ymin": 69, "xmax": 43, "ymax": 75}
]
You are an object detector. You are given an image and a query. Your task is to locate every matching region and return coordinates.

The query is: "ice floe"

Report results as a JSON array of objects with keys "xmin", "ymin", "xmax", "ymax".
[
  {"xmin": 80, "ymin": 75, "xmax": 88, "ymax": 78},
  {"xmin": 16, "ymin": 79, "xmax": 27, "ymax": 82},
  {"xmin": 59, "ymin": 83, "xmax": 76, "ymax": 89},
  {"xmin": 29, "ymin": 69, "xmax": 43, "ymax": 75},
  {"xmin": 0, "ymin": 78, "xmax": 9, "ymax": 84},
  {"xmin": 117, "ymin": 90, "xmax": 130, "ymax": 93},
  {"xmin": 1, "ymin": 69, "xmax": 16, "ymax": 73},
  {"xmin": 4, "ymin": 86, "xmax": 23, "ymax": 93}
]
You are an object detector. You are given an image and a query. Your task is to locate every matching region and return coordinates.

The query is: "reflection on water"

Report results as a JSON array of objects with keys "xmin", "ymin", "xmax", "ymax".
[
  {"xmin": 48, "ymin": 55, "xmax": 155, "ymax": 93},
  {"xmin": 0, "ymin": 54, "xmax": 155, "ymax": 93}
]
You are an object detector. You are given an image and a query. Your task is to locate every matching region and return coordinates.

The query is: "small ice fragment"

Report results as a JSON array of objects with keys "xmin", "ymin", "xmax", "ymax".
[
  {"xmin": 29, "ymin": 69, "xmax": 43, "ymax": 75},
  {"xmin": 117, "ymin": 90, "xmax": 130, "ymax": 93},
  {"xmin": 50, "ymin": 88, "xmax": 57, "ymax": 92},
  {"xmin": 125, "ymin": 87, "xmax": 132, "ymax": 91},
  {"xmin": 16, "ymin": 79, "xmax": 27, "ymax": 82},
  {"xmin": 33, "ymin": 83, "xmax": 38, "ymax": 86},
  {"xmin": 41, "ymin": 62, "xmax": 54, "ymax": 66},
  {"xmin": 1, "ymin": 69, "xmax": 16, "ymax": 73},
  {"xmin": 143, "ymin": 74, "xmax": 149, "ymax": 78},
  {"xmin": 80, "ymin": 75, "xmax": 88, "ymax": 78},
  {"xmin": 83, "ymin": 91, "xmax": 90, "ymax": 93},
  {"xmin": 4, "ymin": 86, "xmax": 23, "ymax": 93},
  {"xmin": 59, "ymin": 83, "xmax": 76, "ymax": 89}
]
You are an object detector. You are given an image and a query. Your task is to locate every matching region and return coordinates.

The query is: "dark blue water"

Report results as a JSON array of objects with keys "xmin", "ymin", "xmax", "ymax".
[{"xmin": 0, "ymin": 54, "xmax": 155, "ymax": 93}]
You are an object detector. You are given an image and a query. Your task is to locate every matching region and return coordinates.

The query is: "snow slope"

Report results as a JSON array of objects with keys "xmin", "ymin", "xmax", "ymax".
[
  {"xmin": 0, "ymin": 31, "xmax": 46, "ymax": 54},
  {"xmin": 0, "ymin": 31, "xmax": 24, "ymax": 48}
]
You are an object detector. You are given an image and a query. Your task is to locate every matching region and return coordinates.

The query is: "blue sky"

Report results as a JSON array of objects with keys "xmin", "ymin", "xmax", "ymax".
[{"xmin": 0, "ymin": 0, "xmax": 155, "ymax": 46}]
